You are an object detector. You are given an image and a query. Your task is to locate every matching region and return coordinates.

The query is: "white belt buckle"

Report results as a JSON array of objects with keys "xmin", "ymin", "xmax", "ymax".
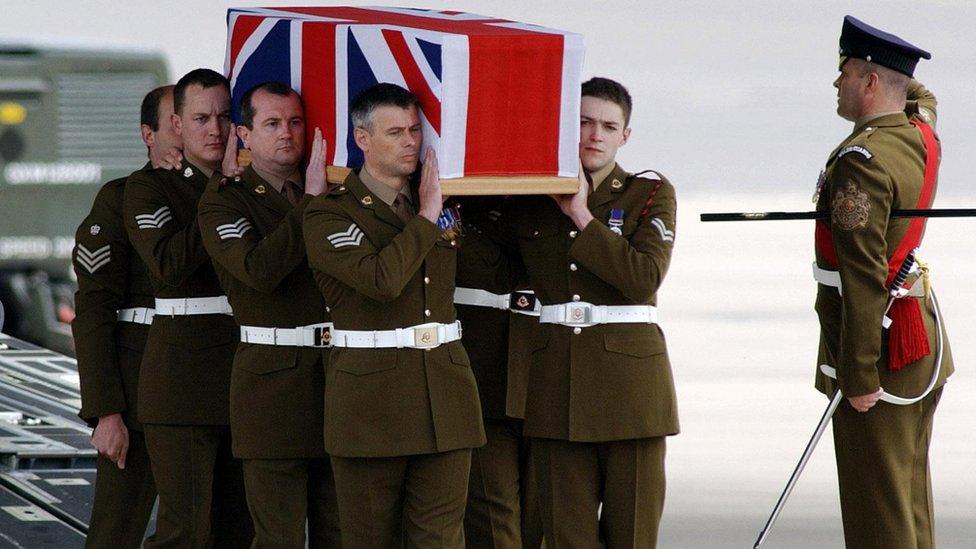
[
  {"xmin": 413, "ymin": 324, "xmax": 440, "ymax": 349},
  {"xmin": 566, "ymin": 303, "xmax": 592, "ymax": 325}
]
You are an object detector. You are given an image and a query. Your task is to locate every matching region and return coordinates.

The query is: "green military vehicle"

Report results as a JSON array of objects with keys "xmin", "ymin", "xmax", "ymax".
[{"xmin": 0, "ymin": 42, "xmax": 169, "ymax": 355}]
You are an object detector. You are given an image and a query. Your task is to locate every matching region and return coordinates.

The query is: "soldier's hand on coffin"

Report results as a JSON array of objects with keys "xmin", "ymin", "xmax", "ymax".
[
  {"xmin": 154, "ymin": 149, "xmax": 183, "ymax": 170},
  {"xmin": 418, "ymin": 147, "xmax": 444, "ymax": 223},
  {"xmin": 305, "ymin": 127, "xmax": 328, "ymax": 196},
  {"xmin": 91, "ymin": 413, "xmax": 129, "ymax": 469},
  {"xmin": 551, "ymin": 161, "xmax": 594, "ymax": 230},
  {"xmin": 221, "ymin": 123, "xmax": 246, "ymax": 178},
  {"xmin": 847, "ymin": 388, "xmax": 884, "ymax": 412}
]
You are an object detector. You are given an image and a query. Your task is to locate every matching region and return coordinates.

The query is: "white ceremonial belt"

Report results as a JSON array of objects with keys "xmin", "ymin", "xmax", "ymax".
[
  {"xmin": 539, "ymin": 302, "xmax": 658, "ymax": 328},
  {"xmin": 240, "ymin": 323, "xmax": 333, "ymax": 348},
  {"xmin": 330, "ymin": 321, "xmax": 462, "ymax": 350},
  {"xmin": 812, "ymin": 262, "xmax": 924, "ymax": 297},
  {"xmin": 117, "ymin": 307, "xmax": 156, "ymax": 325},
  {"xmin": 154, "ymin": 296, "xmax": 234, "ymax": 316},
  {"xmin": 453, "ymin": 288, "xmax": 542, "ymax": 316}
]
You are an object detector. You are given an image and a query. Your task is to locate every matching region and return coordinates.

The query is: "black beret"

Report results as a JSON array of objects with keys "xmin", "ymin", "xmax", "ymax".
[{"xmin": 839, "ymin": 16, "xmax": 931, "ymax": 77}]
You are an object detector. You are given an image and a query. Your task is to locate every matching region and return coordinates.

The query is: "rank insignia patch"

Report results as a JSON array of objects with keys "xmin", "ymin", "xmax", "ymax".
[
  {"xmin": 831, "ymin": 181, "xmax": 870, "ymax": 231},
  {"xmin": 135, "ymin": 206, "xmax": 173, "ymax": 229},
  {"xmin": 216, "ymin": 218, "xmax": 254, "ymax": 240},
  {"xmin": 650, "ymin": 217, "xmax": 674, "ymax": 242},
  {"xmin": 76, "ymin": 244, "xmax": 111, "ymax": 274},
  {"xmin": 327, "ymin": 224, "xmax": 364, "ymax": 248}
]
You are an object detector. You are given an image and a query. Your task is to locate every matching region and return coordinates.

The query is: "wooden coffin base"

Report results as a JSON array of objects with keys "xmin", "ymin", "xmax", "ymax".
[{"xmin": 325, "ymin": 166, "xmax": 578, "ymax": 195}]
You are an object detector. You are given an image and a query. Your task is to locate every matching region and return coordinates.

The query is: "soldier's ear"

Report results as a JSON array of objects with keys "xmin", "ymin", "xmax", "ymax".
[
  {"xmin": 237, "ymin": 125, "xmax": 250, "ymax": 148},
  {"xmin": 171, "ymin": 113, "xmax": 183, "ymax": 136},
  {"xmin": 353, "ymin": 127, "xmax": 370, "ymax": 153},
  {"xmin": 140, "ymin": 124, "xmax": 155, "ymax": 147},
  {"xmin": 621, "ymin": 127, "xmax": 631, "ymax": 146}
]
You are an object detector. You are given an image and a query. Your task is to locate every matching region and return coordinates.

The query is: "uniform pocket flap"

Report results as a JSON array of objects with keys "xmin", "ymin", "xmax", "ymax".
[
  {"xmin": 332, "ymin": 348, "xmax": 398, "ymax": 376},
  {"xmin": 603, "ymin": 333, "xmax": 665, "ymax": 358},
  {"xmin": 447, "ymin": 343, "xmax": 471, "ymax": 367},
  {"xmin": 236, "ymin": 345, "xmax": 299, "ymax": 375}
]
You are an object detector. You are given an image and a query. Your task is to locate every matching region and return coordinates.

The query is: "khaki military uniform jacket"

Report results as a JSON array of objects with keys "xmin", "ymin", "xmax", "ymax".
[
  {"xmin": 197, "ymin": 167, "xmax": 327, "ymax": 459},
  {"xmin": 123, "ymin": 162, "xmax": 237, "ymax": 425},
  {"xmin": 72, "ymin": 168, "xmax": 154, "ymax": 430},
  {"xmin": 514, "ymin": 164, "xmax": 680, "ymax": 441},
  {"xmin": 814, "ymin": 80, "xmax": 953, "ymax": 398},
  {"xmin": 455, "ymin": 197, "xmax": 522, "ymax": 420},
  {"xmin": 303, "ymin": 170, "xmax": 485, "ymax": 458}
]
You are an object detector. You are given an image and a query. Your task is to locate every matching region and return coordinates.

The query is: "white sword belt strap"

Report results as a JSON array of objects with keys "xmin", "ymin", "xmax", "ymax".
[
  {"xmin": 240, "ymin": 322, "xmax": 334, "ymax": 348},
  {"xmin": 539, "ymin": 302, "xmax": 658, "ymax": 328},
  {"xmin": 154, "ymin": 296, "xmax": 234, "ymax": 316},
  {"xmin": 811, "ymin": 262, "xmax": 925, "ymax": 297},
  {"xmin": 330, "ymin": 321, "xmax": 462, "ymax": 350},
  {"xmin": 116, "ymin": 307, "xmax": 156, "ymax": 325},
  {"xmin": 453, "ymin": 288, "xmax": 542, "ymax": 317}
]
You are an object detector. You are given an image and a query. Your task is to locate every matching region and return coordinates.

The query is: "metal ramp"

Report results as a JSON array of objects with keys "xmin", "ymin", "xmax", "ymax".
[{"xmin": 0, "ymin": 332, "xmax": 142, "ymax": 545}]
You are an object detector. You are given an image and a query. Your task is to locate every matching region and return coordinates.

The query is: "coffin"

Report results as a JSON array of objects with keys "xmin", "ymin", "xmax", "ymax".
[{"xmin": 225, "ymin": 6, "xmax": 585, "ymax": 193}]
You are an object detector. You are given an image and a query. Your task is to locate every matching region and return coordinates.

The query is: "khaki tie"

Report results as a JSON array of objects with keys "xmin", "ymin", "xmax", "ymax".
[
  {"xmin": 282, "ymin": 180, "xmax": 303, "ymax": 206},
  {"xmin": 393, "ymin": 193, "xmax": 414, "ymax": 223}
]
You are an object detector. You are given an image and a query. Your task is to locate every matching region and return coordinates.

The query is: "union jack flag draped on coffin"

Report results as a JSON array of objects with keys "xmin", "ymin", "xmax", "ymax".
[{"xmin": 225, "ymin": 6, "xmax": 585, "ymax": 179}]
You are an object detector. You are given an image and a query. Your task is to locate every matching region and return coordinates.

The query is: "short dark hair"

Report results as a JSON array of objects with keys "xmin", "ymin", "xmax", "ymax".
[
  {"xmin": 581, "ymin": 77, "xmax": 633, "ymax": 126},
  {"xmin": 240, "ymin": 81, "xmax": 302, "ymax": 129},
  {"xmin": 350, "ymin": 83, "xmax": 419, "ymax": 132},
  {"xmin": 140, "ymin": 85, "xmax": 174, "ymax": 131},
  {"xmin": 173, "ymin": 68, "xmax": 230, "ymax": 115}
]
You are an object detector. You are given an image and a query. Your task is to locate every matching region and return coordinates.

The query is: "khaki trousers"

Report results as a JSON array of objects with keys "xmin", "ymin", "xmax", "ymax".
[
  {"xmin": 331, "ymin": 448, "xmax": 471, "ymax": 548},
  {"xmin": 143, "ymin": 424, "xmax": 253, "ymax": 548},
  {"xmin": 465, "ymin": 418, "xmax": 542, "ymax": 549},
  {"xmin": 832, "ymin": 387, "xmax": 943, "ymax": 549},
  {"xmin": 242, "ymin": 457, "xmax": 341, "ymax": 548},
  {"xmin": 532, "ymin": 436, "xmax": 667, "ymax": 549},
  {"xmin": 85, "ymin": 429, "xmax": 156, "ymax": 548}
]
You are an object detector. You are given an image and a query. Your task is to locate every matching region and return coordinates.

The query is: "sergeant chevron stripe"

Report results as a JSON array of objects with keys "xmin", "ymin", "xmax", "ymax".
[
  {"xmin": 135, "ymin": 206, "xmax": 173, "ymax": 229},
  {"xmin": 327, "ymin": 224, "xmax": 364, "ymax": 248},
  {"xmin": 650, "ymin": 217, "xmax": 675, "ymax": 242},
  {"xmin": 76, "ymin": 244, "xmax": 111, "ymax": 274},
  {"xmin": 216, "ymin": 217, "xmax": 254, "ymax": 240}
]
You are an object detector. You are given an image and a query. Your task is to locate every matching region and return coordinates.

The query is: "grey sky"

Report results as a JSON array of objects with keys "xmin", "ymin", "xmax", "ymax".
[{"xmin": 2, "ymin": 1, "xmax": 973, "ymax": 196}]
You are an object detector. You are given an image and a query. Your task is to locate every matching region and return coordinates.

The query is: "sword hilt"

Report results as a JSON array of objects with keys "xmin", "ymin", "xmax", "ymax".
[{"xmin": 888, "ymin": 248, "xmax": 917, "ymax": 298}]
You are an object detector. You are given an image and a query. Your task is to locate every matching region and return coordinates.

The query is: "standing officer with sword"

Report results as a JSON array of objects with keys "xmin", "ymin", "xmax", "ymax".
[{"xmin": 748, "ymin": 16, "xmax": 954, "ymax": 549}]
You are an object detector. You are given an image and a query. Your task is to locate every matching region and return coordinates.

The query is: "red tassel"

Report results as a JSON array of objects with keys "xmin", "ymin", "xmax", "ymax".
[{"xmin": 887, "ymin": 297, "xmax": 930, "ymax": 371}]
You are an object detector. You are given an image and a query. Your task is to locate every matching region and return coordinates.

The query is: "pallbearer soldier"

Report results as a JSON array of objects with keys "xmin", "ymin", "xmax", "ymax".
[
  {"xmin": 72, "ymin": 85, "xmax": 180, "ymax": 548},
  {"xmin": 197, "ymin": 82, "xmax": 340, "ymax": 548},
  {"xmin": 453, "ymin": 196, "xmax": 543, "ymax": 548},
  {"xmin": 515, "ymin": 77, "xmax": 679, "ymax": 547},
  {"xmin": 123, "ymin": 69, "xmax": 252, "ymax": 548},
  {"xmin": 813, "ymin": 17, "xmax": 952, "ymax": 548},
  {"xmin": 303, "ymin": 83, "xmax": 485, "ymax": 548}
]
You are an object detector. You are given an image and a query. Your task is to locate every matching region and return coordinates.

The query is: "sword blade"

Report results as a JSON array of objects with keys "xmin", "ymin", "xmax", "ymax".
[
  {"xmin": 753, "ymin": 390, "xmax": 844, "ymax": 549},
  {"xmin": 701, "ymin": 208, "xmax": 976, "ymax": 222}
]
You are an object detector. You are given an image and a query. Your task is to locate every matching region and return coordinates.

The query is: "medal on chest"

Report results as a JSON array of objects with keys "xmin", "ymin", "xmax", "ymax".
[
  {"xmin": 437, "ymin": 203, "xmax": 463, "ymax": 240},
  {"xmin": 608, "ymin": 208, "xmax": 625, "ymax": 235},
  {"xmin": 812, "ymin": 169, "xmax": 827, "ymax": 204}
]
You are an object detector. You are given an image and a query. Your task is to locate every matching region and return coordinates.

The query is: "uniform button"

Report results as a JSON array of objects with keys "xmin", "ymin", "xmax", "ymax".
[
  {"xmin": 424, "ymin": 309, "xmax": 431, "ymax": 317},
  {"xmin": 569, "ymin": 263, "xmax": 578, "ymax": 271},
  {"xmin": 533, "ymin": 230, "xmax": 540, "ymax": 237},
  {"xmin": 450, "ymin": 240, "xmax": 457, "ymax": 246},
  {"xmin": 424, "ymin": 277, "xmax": 430, "ymax": 284},
  {"xmin": 569, "ymin": 230, "xmax": 578, "ymax": 238},
  {"xmin": 326, "ymin": 306, "xmax": 330, "ymax": 312},
  {"xmin": 573, "ymin": 327, "xmax": 582, "ymax": 335},
  {"xmin": 572, "ymin": 294, "xmax": 581, "ymax": 302}
]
